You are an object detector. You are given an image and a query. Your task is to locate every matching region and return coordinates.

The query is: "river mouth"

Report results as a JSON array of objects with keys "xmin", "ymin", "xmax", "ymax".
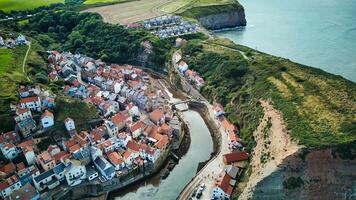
[{"xmin": 110, "ymin": 110, "xmax": 214, "ymax": 200}]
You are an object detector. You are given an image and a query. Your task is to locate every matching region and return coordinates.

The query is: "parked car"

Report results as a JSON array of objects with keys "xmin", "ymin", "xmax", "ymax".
[{"xmin": 196, "ymin": 191, "xmax": 202, "ymax": 199}]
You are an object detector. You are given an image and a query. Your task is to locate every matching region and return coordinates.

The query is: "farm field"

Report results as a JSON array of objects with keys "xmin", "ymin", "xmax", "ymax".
[
  {"xmin": 83, "ymin": 0, "xmax": 235, "ymax": 24},
  {"xmin": 0, "ymin": 0, "xmax": 64, "ymax": 12},
  {"xmin": 83, "ymin": 0, "xmax": 171, "ymax": 24}
]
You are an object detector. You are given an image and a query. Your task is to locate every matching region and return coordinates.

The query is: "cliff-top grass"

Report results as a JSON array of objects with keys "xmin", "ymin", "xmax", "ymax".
[
  {"xmin": 182, "ymin": 38, "xmax": 356, "ymax": 148},
  {"xmin": 83, "ymin": 0, "xmax": 128, "ymax": 5},
  {"xmin": 0, "ymin": 0, "xmax": 63, "ymax": 12},
  {"xmin": 159, "ymin": 0, "xmax": 234, "ymax": 13}
]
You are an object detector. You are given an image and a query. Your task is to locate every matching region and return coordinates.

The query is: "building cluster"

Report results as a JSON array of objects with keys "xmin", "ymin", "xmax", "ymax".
[
  {"xmin": 49, "ymin": 51, "xmax": 179, "ymax": 184},
  {"xmin": 173, "ymin": 51, "xmax": 205, "ymax": 89},
  {"xmin": 211, "ymin": 103, "xmax": 249, "ymax": 199},
  {"xmin": 143, "ymin": 15, "xmax": 199, "ymax": 38},
  {"xmin": 9, "ymin": 85, "xmax": 56, "ymax": 140},
  {"xmin": 0, "ymin": 86, "xmax": 57, "ymax": 199},
  {"xmin": 0, "ymin": 33, "xmax": 27, "ymax": 49},
  {"xmin": 0, "ymin": 50, "xmax": 182, "ymax": 199}
]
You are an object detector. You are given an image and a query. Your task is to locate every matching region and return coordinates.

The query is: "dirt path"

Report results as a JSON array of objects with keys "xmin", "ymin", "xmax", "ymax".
[
  {"xmin": 22, "ymin": 41, "xmax": 31, "ymax": 80},
  {"xmin": 239, "ymin": 100, "xmax": 302, "ymax": 200}
]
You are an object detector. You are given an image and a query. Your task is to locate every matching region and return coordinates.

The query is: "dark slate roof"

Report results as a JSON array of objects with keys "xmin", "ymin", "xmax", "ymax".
[
  {"xmin": 94, "ymin": 156, "xmax": 106, "ymax": 170},
  {"xmin": 104, "ymin": 166, "xmax": 115, "ymax": 177},
  {"xmin": 53, "ymin": 163, "xmax": 65, "ymax": 174},
  {"xmin": 33, "ymin": 169, "xmax": 54, "ymax": 182}
]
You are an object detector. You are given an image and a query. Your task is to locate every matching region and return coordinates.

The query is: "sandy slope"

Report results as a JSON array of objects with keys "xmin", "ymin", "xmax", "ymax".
[{"xmin": 239, "ymin": 100, "xmax": 302, "ymax": 200}]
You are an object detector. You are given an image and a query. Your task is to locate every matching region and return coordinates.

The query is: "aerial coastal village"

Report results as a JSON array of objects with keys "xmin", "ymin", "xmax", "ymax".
[
  {"xmin": 2, "ymin": 0, "xmax": 354, "ymax": 199},
  {"xmin": 0, "ymin": 48, "xmax": 183, "ymax": 199},
  {"xmin": 0, "ymin": 35, "xmax": 249, "ymax": 200}
]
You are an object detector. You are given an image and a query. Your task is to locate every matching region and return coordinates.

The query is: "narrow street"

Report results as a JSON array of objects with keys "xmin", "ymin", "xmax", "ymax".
[
  {"xmin": 178, "ymin": 102, "xmax": 230, "ymax": 200},
  {"xmin": 172, "ymin": 51, "xmax": 231, "ymax": 200}
]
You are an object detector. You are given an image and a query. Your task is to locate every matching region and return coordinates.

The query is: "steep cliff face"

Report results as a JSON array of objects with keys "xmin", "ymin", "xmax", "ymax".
[
  {"xmin": 198, "ymin": 10, "xmax": 246, "ymax": 30},
  {"xmin": 179, "ymin": 3, "xmax": 246, "ymax": 30}
]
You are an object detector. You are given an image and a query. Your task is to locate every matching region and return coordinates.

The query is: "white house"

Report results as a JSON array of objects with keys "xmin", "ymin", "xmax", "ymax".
[
  {"xmin": 53, "ymin": 163, "xmax": 65, "ymax": 181},
  {"xmin": 146, "ymin": 148, "xmax": 161, "ymax": 163},
  {"xmin": 1, "ymin": 143, "xmax": 19, "ymax": 160},
  {"xmin": 130, "ymin": 121, "xmax": 146, "ymax": 138},
  {"xmin": 114, "ymin": 82, "xmax": 123, "ymax": 94},
  {"xmin": 33, "ymin": 169, "xmax": 59, "ymax": 191},
  {"xmin": 0, "ymin": 177, "xmax": 22, "ymax": 199},
  {"xmin": 14, "ymin": 108, "xmax": 32, "ymax": 122},
  {"xmin": 19, "ymin": 96, "xmax": 41, "ymax": 112},
  {"xmin": 64, "ymin": 117, "xmax": 76, "ymax": 132},
  {"xmin": 64, "ymin": 159, "xmax": 87, "ymax": 186},
  {"xmin": 123, "ymin": 151, "xmax": 139, "ymax": 168},
  {"xmin": 41, "ymin": 110, "xmax": 54, "ymax": 128},
  {"xmin": 18, "ymin": 140, "xmax": 37, "ymax": 165},
  {"xmin": 173, "ymin": 52, "xmax": 182, "ymax": 63},
  {"xmin": 104, "ymin": 121, "xmax": 119, "ymax": 137},
  {"xmin": 177, "ymin": 61, "xmax": 188, "ymax": 73},
  {"xmin": 87, "ymin": 168, "xmax": 99, "ymax": 181},
  {"xmin": 93, "ymin": 155, "xmax": 115, "ymax": 180}
]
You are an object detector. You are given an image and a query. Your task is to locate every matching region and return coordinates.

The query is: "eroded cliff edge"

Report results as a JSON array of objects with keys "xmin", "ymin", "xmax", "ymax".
[{"xmin": 179, "ymin": 3, "xmax": 246, "ymax": 30}]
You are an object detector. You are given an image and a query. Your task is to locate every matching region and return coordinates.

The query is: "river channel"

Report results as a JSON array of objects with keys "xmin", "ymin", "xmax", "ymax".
[{"xmin": 112, "ymin": 110, "xmax": 213, "ymax": 199}]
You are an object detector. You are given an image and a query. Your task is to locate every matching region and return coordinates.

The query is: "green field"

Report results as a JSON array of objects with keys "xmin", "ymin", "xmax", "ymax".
[
  {"xmin": 0, "ymin": 49, "xmax": 12, "ymax": 74},
  {"xmin": 0, "ymin": 0, "xmax": 64, "ymax": 12},
  {"xmin": 159, "ymin": 0, "xmax": 234, "ymax": 13},
  {"xmin": 0, "ymin": 46, "xmax": 29, "ymax": 132},
  {"xmin": 83, "ymin": 0, "xmax": 126, "ymax": 5}
]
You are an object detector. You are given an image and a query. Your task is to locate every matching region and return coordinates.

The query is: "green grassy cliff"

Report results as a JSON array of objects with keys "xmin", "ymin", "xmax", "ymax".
[{"xmin": 180, "ymin": 38, "xmax": 356, "ymax": 149}]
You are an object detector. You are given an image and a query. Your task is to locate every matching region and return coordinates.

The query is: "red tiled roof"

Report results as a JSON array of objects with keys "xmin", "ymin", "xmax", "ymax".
[
  {"xmin": 107, "ymin": 152, "xmax": 124, "ymax": 165},
  {"xmin": 130, "ymin": 121, "xmax": 146, "ymax": 133},
  {"xmin": 218, "ymin": 173, "xmax": 233, "ymax": 196},
  {"xmin": 223, "ymin": 151, "xmax": 249, "ymax": 164},
  {"xmin": 0, "ymin": 181, "xmax": 9, "ymax": 191},
  {"xmin": 123, "ymin": 151, "xmax": 132, "ymax": 159},
  {"xmin": 221, "ymin": 118, "xmax": 237, "ymax": 133},
  {"xmin": 39, "ymin": 151, "xmax": 52, "ymax": 163},
  {"xmin": 0, "ymin": 162, "xmax": 16, "ymax": 174},
  {"xmin": 112, "ymin": 113, "xmax": 125, "ymax": 125},
  {"xmin": 64, "ymin": 139, "xmax": 77, "ymax": 149},
  {"xmin": 16, "ymin": 162, "xmax": 25, "ymax": 171},
  {"xmin": 41, "ymin": 110, "xmax": 54, "ymax": 119},
  {"xmin": 16, "ymin": 108, "xmax": 30, "ymax": 115},
  {"xmin": 127, "ymin": 140, "xmax": 140, "ymax": 152},
  {"xmin": 20, "ymin": 96, "xmax": 39, "ymax": 104},
  {"xmin": 155, "ymin": 135, "xmax": 168, "ymax": 149},
  {"xmin": 150, "ymin": 109, "xmax": 164, "ymax": 123},
  {"xmin": 54, "ymin": 151, "xmax": 70, "ymax": 163},
  {"xmin": 69, "ymin": 143, "xmax": 81, "ymax": 153},
  {"xmin": 2, "ymin": 131, "xmax": 19, "ymax": 141},
  {"xmin": 159, "ymin": 123, "xmax": 171, "ymax": 134}
]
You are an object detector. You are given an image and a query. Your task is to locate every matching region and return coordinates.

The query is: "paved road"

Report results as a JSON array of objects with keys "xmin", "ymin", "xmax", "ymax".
[
  {"xmin": 178, "ymin": 101, "xmax": 230, "ymax": 200},
  {"xmin": 172, "ymin": 51, "xmax": 231, "ymax": 200},
  {"xmin": 75, "ymin": 66, "xmax": 88, "ymax": 87}
]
